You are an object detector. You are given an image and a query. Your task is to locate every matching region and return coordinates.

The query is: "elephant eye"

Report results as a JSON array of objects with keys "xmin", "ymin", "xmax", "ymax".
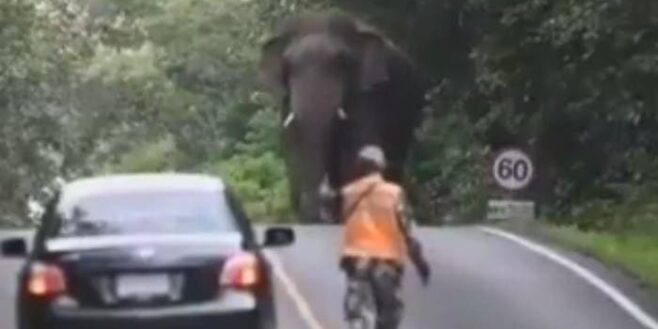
[{"xmin": 335, "ymin": 53, "xmax": 356, "ymax": 70}]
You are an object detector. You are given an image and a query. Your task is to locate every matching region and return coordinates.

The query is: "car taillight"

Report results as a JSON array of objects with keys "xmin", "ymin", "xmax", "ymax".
[
  {"xmin": 220, "ymin": 252, "xmax": 261, "ymax": 290},
  {"xmin": 28, "ymin": 262, "xmax": 67, "ymax": 297}
]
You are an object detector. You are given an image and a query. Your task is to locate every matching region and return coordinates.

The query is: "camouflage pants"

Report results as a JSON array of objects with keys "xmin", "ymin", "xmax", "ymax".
[{"xmin": 341, "ymin": 257, "xmax": 403, "ymax": 329}]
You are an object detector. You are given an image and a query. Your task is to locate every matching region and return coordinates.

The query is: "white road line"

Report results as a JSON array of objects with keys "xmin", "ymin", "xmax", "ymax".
[
  {"xmin": 264, "ymin": 251, "xmax": 327, "ymax": 329},
  {"xmin": 480, "ymin": 226, "xmax": 658, "ymax": 329}
]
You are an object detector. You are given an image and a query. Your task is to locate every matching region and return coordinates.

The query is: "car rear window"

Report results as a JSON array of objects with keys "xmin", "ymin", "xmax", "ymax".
[{"xmin": 55, "ymin": 190, "xmax": 239, "ymax": 237}]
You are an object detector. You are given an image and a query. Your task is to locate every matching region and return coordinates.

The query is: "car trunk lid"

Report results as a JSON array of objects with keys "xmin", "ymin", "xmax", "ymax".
[{"xmin": 46, "ymin": 233, "xmax": 243, "ymax": 308}]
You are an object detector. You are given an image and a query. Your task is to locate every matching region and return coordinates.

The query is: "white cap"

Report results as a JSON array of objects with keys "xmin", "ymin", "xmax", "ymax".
[{"xmin": 358, "ymin": 145, "xmax": 386, "ymax": 169}]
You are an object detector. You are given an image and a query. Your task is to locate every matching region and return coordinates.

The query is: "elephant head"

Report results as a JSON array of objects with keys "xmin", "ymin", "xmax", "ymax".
[{"xmin": 258, "ymin": 13, "xmax": 425, "ymax": 222}]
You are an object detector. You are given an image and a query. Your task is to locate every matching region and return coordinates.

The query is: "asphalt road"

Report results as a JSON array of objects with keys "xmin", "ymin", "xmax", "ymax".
[{"xmin": 1, "ymin": 226, "xmax": 657, "ymax": 329}]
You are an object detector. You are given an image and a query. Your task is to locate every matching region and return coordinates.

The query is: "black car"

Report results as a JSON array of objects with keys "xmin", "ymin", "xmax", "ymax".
[{"xmin": 1, "ymin": 173, "xmax": 295, "ymax": 329}]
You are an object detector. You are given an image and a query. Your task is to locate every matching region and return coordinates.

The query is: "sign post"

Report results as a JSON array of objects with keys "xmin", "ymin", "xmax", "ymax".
[{"xmin": 487, "ymin": 148, "xmax": 536, "ymax": 221}]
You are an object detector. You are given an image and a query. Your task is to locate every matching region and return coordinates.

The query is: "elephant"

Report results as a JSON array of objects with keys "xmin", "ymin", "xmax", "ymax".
[{"xmin": 258, "ymin": 13, "xmax": 427, "ymax": 223}]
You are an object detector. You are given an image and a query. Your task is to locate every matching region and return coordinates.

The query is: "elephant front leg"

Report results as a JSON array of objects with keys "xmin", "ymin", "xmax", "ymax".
[
  {"xmin": 288, "ymin": 175, "xmax": 300, "ymax": 214},
  {"xmin": 281, "ymin": 131, "xmax": 302, "ymax": 219}
]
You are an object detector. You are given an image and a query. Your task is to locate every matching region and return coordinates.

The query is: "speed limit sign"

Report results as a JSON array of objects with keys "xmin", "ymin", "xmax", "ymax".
[{"xmin": 492, "ymin": 148, "xmax": 534, "ymax": 191}]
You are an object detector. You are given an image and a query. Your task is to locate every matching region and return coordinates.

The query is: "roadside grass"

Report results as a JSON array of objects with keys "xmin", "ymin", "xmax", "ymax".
[
  {"xmin": 543, "ymin": 225, "xmax": 658, "ymax": 288},
  {"xmin": 497, "ymin": 219, "xmax": 658, "ymax": 289}
]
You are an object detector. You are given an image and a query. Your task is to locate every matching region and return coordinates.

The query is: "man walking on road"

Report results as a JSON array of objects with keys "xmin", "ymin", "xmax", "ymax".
[{"xmin": 337, "ymin": 145, "xmax": 431, "ymax": 329}]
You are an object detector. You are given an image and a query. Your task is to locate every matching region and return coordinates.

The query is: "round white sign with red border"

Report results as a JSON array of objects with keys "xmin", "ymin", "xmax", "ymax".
[{"xmin": 492, "ymin": 148, "xmax": 534, "ymax": 191}]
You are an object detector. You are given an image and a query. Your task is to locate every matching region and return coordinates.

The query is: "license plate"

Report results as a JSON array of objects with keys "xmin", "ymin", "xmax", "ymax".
[{"xmin": 116, "ymin": 274, "xmax": 170, "ymax": 298}]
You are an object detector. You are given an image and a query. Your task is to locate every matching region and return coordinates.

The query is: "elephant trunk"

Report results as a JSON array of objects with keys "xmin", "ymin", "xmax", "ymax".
[
  {"xmin": 297, "ymin": 130, "xmax": 329, "ymax": 222},
  {"xmin": 288, "ymin": 70, "xmax": 345, "ymax": 223}
]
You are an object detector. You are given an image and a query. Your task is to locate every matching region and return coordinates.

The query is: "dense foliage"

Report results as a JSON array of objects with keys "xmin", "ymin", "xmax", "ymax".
[
  {"xmin": 1, "ymin": 0, "xmax": 657, "ymax": 231},
  {"xmin": 347, "ymin": 0, "xmax": 658, "ymax": 230}
]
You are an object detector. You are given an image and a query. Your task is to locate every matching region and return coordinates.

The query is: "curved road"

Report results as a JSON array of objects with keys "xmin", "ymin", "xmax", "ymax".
[{"xmin": 1, "ymin": 226, "xmax": 657, "ymax": 329}]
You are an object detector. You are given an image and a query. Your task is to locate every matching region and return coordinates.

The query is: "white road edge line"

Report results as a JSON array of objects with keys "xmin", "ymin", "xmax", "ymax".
[
  {"xmin": 480, "ymin": 226, "xmax": 658, "ymax": 329},
  {"xmin": 264, "ymin": 250, "xmax": 327, "ymax": 329}
]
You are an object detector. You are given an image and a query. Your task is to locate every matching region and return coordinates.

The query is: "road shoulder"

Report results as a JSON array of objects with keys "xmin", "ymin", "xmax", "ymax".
[{"xmin": 488, "ymin": 220, "xmax": 658, "ymax": 325}]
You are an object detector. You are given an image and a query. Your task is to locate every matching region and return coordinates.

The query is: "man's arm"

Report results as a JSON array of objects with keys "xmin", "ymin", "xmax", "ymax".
[
  {"xmin": 396, "ymin": 199, "xmax": 410, "ymax": 236},
  {"xmin": 397, "ymin": 192, "xmax": 431, "ymax": 284}
]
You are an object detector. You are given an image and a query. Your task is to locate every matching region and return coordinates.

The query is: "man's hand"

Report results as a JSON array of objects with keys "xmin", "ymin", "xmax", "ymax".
[
  {"xmin": 318, "ymin": 177, "xmax": 340, "ymax": 223},
  {"xmin": 415, "ymin": 256, "xmax": 431, "ymax": 286}
]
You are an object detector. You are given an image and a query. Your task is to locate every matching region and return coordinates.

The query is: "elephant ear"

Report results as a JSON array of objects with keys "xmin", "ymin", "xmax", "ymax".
[
  {"xmin": 355, "ymin": 31, "xmax": 390, "ymax": 91},
  {"xmin": 259, "ymin": 15, "xmax": 320, "ymax": 94},
  {"xmin": 258, "ymin": 35, "xmax": 289, "ymax": 94}
]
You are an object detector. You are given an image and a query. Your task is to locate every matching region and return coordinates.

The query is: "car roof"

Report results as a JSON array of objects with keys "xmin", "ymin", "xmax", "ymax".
[{"xmin": 59, "ymin": 173, "xmax": 226, "ymax": 209}]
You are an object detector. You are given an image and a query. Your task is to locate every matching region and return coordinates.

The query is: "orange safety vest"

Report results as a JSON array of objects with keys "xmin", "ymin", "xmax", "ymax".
[{"xmin": 340, "ymin": 173, "xmax": 408, "ymax": 265}]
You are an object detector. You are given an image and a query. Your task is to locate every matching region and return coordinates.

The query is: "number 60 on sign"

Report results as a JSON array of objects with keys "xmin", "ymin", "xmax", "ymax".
[{"xmin": 492, "ymin": 149, "xmax": 534, "ymax": 191}]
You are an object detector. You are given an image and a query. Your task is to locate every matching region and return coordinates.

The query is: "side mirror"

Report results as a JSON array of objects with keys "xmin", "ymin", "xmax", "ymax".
[
  {"xmin": 262, "ymin": 227, "xmax": 295, "ymax": 248},
  {"xmin": 2, "ymin": 238, "xmax": 28, "ymax": 258}
]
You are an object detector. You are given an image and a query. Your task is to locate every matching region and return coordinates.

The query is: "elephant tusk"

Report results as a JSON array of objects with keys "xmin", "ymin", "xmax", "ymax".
[
  {"xmin": 337, "ymin": 107, "xmax": 347, "ymax": 120},
  {"xmin": 283, "ymin": 112, "xmax": 295, "ymax": 128}
]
